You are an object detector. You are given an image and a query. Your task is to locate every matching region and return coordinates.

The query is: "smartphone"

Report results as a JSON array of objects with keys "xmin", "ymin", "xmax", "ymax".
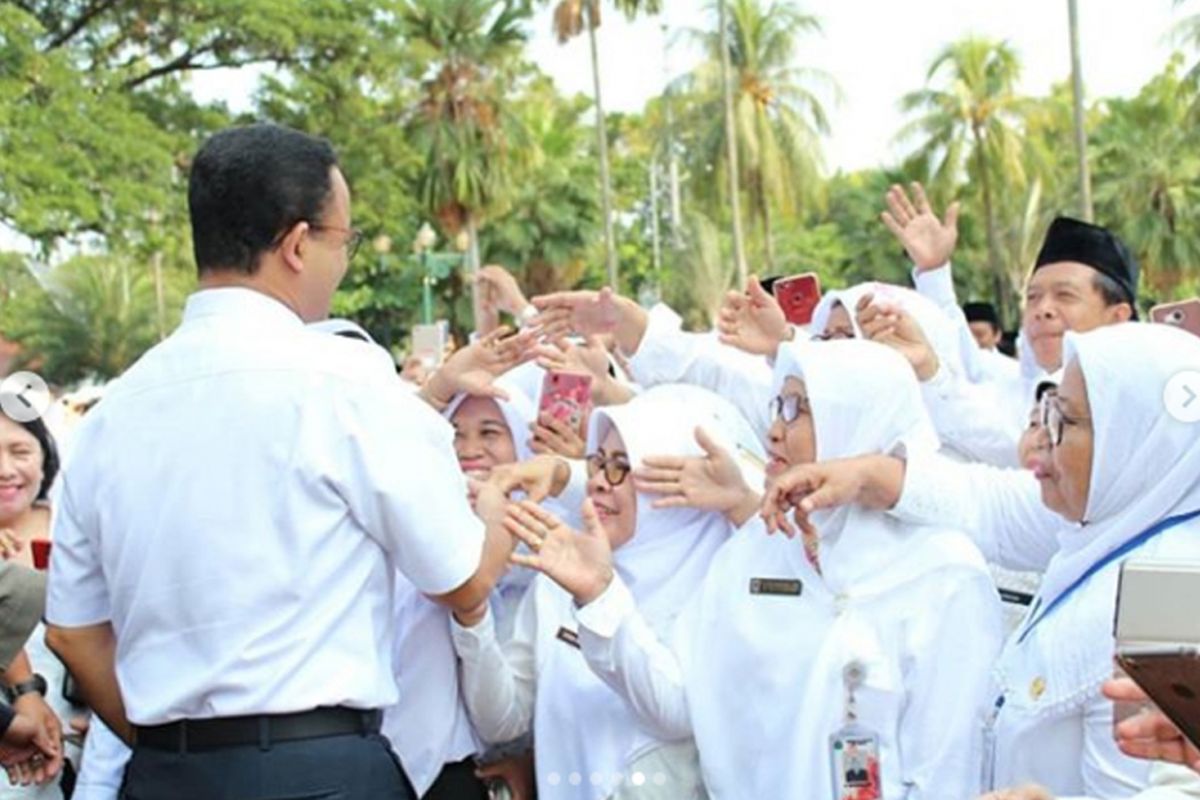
[
  {"xmin": 539, "ymin": 371, "xmax": 593, "ymax": 435},
  {"xmin": 1151, "ymin": 299, "xmax": 1200, "ymax": 339},
  {"xmin": 1116, "ymin": 647, "xmax": 1200, "ymax": 749},
  {"xmin": 412, "ymin": 322, "xmax": 447, "ymax": 368},
  {"xmin": 773, "ymin": 273, "xmax": 822, "ymax": 327},
  {"xmin": 31, "ymin": 539, "xmax": 51, "ymax": 571},
  {"xmin": 1114, "ymin": 560, "xmax": 1200, "ymax": 745}
]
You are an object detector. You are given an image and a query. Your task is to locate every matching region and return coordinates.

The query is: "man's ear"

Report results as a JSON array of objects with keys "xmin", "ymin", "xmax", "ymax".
[
  {"xmin": 1109, "ymin": 302, "xmax": 1135, "ymax": 324},
  {"xmin": 277, "ymin": 221, "xmax": 309, "ymax": 275}
]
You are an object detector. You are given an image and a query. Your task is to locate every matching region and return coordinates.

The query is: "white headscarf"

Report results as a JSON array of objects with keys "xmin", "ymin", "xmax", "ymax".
[
  {"xmin": 681, "ymin": 339, "xmax": 992, "ymax": 796},
  {"xmin": 1034, "ymin": 323, "xmax": 1200, "ymax": 608},
  {"xmin": 811, "ymin": 282, "xmax": 972, "ymax": 383},
  {"xmin": 534, "ymin": 386, "xmax": 763, "ymax": 799}
]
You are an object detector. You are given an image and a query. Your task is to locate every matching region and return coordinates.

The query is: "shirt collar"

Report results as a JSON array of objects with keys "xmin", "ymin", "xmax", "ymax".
[{"xmin": 182, "ymin": 287, "xmax": 304, "ymax": 328}]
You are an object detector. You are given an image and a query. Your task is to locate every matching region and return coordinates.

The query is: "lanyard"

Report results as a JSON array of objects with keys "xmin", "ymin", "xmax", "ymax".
[{"xmin": 1017, "ymin": 507, "xmax": 1200, "ymax": 645}]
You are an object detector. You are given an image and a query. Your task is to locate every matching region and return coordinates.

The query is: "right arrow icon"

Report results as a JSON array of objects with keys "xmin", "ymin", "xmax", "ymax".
[{"xmin": 1165, "ymin": 371, "xmax": 1200, "ymax": 423}]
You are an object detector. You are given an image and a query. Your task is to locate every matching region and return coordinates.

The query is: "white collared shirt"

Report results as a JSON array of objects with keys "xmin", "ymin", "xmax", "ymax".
[{"xmin": 46, "ymin": 288, "xmax": 484, "ymax": 725}]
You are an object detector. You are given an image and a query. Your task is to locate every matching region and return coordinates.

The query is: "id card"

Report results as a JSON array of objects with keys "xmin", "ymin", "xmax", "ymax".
[{"xmin": 830, "ymin": 725, "xmax": 881, "ymax": 800}]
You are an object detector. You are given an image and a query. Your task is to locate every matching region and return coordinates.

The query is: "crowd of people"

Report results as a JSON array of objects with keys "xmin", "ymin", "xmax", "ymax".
[{"xmin": 1, "ymin": 121, "xmax": 1199, "ymax": 800}]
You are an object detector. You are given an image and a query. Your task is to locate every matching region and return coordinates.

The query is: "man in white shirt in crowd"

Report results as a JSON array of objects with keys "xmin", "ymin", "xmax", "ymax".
[{"xmin": 43, "ymin": 124, "xmax": 514, "ymax": 800}]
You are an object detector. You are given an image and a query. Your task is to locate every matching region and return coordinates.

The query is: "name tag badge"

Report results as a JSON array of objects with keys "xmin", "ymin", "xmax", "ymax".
[
  {"xmin": 749, "ymin": 577, "xmax": 803, "ymax": 597},
  {"xmin": 556, "ymin": 626, "xmax": 581, "ymax": 650},
  {"xmin": 830, "ymin": 726, "xmax": 882, "ymax": 800}
]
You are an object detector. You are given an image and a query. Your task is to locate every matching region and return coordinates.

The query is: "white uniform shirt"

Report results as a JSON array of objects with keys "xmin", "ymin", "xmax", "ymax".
[
  {"xmin": 45, "ymin": 288, "xmax": 485, "ymax": 724},
  {"xmin": 986, "ymin": 525, "xmax": 1200, "ymax": 798}
]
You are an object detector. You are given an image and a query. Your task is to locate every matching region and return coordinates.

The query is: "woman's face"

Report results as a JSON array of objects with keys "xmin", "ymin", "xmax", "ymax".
[
  {"xmin": 766, "ymin": 377, "xmax": 818, "ymax": 476},
  {"xmin": 0, "ymin": 417, "xmax": 43, "ymax": 523},
  {"xmin": 586, "ymin": 427, "xmax": 637, "ymax": 550},
  {"xmin": 451, "ymin": 396, "xmax": 517, "ymax": 480},
  {"xmin": 820, "ymin": 303, "xmax": 856, "ymax": 341},
  {"xmin": 1017, "ymin": 402, "xmax": 1049, "ymax": 472},
  {"xmin": 1036, "ymin": 362, "xmax": 1093, "ymax": 522}
]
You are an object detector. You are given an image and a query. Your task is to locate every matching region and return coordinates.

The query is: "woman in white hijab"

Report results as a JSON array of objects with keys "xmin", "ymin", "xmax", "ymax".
[
  {"xmin": 526, "ymin": 339, "xmax": 1002, "ymax": 799},
  {"xmin": 980, "ymin": 323, "xmax": 1200, "ymax": 800},
  {"xmin": 451, "ymin": 385, "xmax": 763, "ymax": 799}
]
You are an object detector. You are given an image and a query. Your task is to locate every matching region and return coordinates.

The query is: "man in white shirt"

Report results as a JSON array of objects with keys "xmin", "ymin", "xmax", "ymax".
[{"xmin": 43, "ymin": 124, "xmax": 514, "ymax": 800}]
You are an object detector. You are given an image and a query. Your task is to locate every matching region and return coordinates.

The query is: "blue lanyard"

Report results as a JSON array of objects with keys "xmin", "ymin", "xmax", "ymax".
[{"xmin": 1016, "ymin": 508, "xmax": 1200, "ymax": 645}]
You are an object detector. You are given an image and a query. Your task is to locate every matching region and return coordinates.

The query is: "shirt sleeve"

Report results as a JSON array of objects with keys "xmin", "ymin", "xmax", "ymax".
[
  {"xmin": 890, "ymin": 448, "xmax": 1060, "ymax": 573},
  {"xmin": 919, "ymin": 368, "xmax": 1025, "ymax": 468},
  {"xmin": 575, "ymin": 575, "xmax": 693, "ymax": 742},
  {"xmin": 450, "ymin": 588, "xmax": 537, "ymax": 745},
  {"xmin": 341, "ymin": 386, "xmax": 485, "ymax": 596},
  {"xmin": 625, "ymin": 304, "xmax": 774, "ymax": 440},
  {"xmin": 899, "ymin": 569, "xmax": 1004, "ymax": 800},
  {"xmin": 44, "ymin": 475, "xmax": 111, "ymax": 627}
]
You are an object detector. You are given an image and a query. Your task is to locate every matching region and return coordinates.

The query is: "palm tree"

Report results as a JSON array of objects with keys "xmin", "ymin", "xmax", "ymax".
[
  {"xmin": 402, "ymin": 0, "xmax": 531, "ymax": 323},
  {"xmin": 685, "ymin": 0, "xmax": 833, "ymax": 274},
  {"xmin": 1092, "ymin": 55, "xmax": 1200, "ymax": 296},
  {"xmin": 900, "ymin": 37, "xmax": 1027, "ymax": 322},
  {"xmin": 551, "ymin": 0, "xmax": 663, "ymax": 290}
]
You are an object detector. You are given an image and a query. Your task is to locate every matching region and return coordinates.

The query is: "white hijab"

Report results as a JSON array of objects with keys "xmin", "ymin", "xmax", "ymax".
[
  {"xmin": 682, "ymin": 339, "xmax": 990, "ymax": 796},
  {"xmin": 1034, "ymin": 323, "xmax": 1200, "ymax": 609},
  {"xmin": 534, "ymin": 385, "xmax": 763, "ymax": 800},
  {"xmin": 811, "ymin": 282, "xmax": 972, "ymax": 383}
]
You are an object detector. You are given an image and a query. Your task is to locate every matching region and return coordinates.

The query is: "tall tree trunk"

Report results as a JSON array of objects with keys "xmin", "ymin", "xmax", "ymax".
[
  {"xmin": 973, "ymin": 127, "xmax": 1007, "ymax": 325},
  {"xmin": 758, "ymin": 176, "xmax": 775, "ymax": 272},
  {"xmin": 586, "ymin": 6, "xmax": 619, "ymax": 289},
  {"xmin": 1067, "ymin": 0, "xmax": 1094, "ymax": 222},
  {"xmin": 465, "ymin": 211, "xmax": 482, "ymax": 330},
  {"xmin": 717, "ymin": 0, "xmax": 748, "ymax": 287}
]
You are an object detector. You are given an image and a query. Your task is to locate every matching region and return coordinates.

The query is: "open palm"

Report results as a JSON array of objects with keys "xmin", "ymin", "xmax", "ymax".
[
  {"xmin": 717, "ymin": 276, "xmax": 789, "ymax": 357},
  {"xmin": 507, "ymin": 499, "xmax": 614, "ymax": 605},
  {"xmin": 881, "ymin": 182, "xmax": 960, "ymax": 271}
]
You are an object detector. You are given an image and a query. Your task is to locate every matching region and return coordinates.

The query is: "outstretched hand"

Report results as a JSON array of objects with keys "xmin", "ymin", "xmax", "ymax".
[
  {"xmin": 421, "ymin": 326, "xmax": 539, "ymax": 409},
  {"xmin": 717, "ymin": 274, "xmax": 791, "ymax": 357},
  {"xmin": 634, "ymin": 427, "xmax": 759, "ymax": 524},
  {"xmin": 506, "ymin": 499, "xmax": 614, "ymax": 606},
  {"xmin": 881, "ymin": 182, "xmax": 959, "ymax": 272},
  {"xmin": 531, "ymin": 289, "xmax": 619, "ymax": 340},
  {"xmin": 854, "ymin": 293, "xmax": 940, "ymax": 381}
]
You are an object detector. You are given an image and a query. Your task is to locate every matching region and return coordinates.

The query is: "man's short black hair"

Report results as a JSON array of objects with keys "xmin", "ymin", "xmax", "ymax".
[
  {"xmin": 1092, "ymin": 271, "xmax": 1137, "ymax": 316},
  {"xmin": 188, "ymin": 124, "xmax": 339, "ymax": 276}
]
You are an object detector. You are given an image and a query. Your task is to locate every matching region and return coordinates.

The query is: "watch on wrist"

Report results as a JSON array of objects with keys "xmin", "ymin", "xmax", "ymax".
[{"xmin": 8, "ymin": 673, "xmax": 47, "ymax": 701}]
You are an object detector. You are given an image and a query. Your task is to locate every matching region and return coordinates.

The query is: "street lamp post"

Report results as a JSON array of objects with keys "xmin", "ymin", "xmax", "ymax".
[{"xmin": 411, "ymin": 222, "xmax": 465, "ymax": 326}]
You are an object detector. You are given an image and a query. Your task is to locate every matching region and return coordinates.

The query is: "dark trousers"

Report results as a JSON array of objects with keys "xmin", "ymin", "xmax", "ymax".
[
  {"xmin": 118, "ymin": 732, "xmax": 416, "ymax": 800},
  {"xmin": 423, "ymin": 757, "xmax": 488, "ymax": 800}
]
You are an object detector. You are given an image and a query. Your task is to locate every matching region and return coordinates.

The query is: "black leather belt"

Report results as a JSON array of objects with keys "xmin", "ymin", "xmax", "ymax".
[{"xmin": 134, "ymin": 707, "xmax": 381, "ymax": 753}]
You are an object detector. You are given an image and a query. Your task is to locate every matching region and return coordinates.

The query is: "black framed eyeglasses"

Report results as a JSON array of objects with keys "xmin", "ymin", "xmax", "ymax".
[
  {"xmin": 309, "ymin": 224, "xmax": 364, "ymax": 260},
  {"xmin": 770, "ymin": 393, "xmax": 811, "ymax": 425},
  {"xmin": 586, "ymin": 452, "xmax": 632, "ymax": 487}
]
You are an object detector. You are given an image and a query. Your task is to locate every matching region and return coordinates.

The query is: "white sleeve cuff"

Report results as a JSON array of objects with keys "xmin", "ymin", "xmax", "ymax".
[
  {"xmin": 450, "ymin": 603, "xmax": 497, "ymax": 658},
  {"xmin": 624, "ymin": 303, "xmax": 683, "ymax": 379},
  {"xmin": 574, "ymin": 574, "xmax": 636, "ymax": 639},
  {"xmin": 911, "ymin": 262, "xmax": 957, "ymax": 305}
]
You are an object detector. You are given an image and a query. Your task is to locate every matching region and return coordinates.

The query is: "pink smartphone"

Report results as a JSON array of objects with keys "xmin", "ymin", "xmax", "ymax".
[
  {"xmin": 773, "ymin": 273, "xmax": 822, "ymax": 326},
  {"xmin": 31, "ymin": 539, "xmax": 51, "ymax": 571},
  {"xmin": 539, "ymin": 371, "xmax": 593, "ymax": 435},
  {"xmin": 1150, "ymin": 299, "xmax": 1200, "ymax": 339}
]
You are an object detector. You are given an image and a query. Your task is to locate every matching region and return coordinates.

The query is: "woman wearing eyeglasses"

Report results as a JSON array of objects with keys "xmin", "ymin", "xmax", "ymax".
[
  {"xmin": 504, "ymin": 339, "xmax": 1001, "ymax": 799},
  {"xmin": 449, "ymin": 385, "xmax": 764, "ymax": 800}
]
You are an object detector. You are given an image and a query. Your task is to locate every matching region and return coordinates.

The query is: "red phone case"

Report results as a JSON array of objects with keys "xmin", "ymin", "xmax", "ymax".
[
  {"xmin": 1151, "ymin": 299, "xmax": 1200, "ymax": 339},
  {"xmin": 540, "ymin": 372, "xmax": 593, "ymax": 434},
  {"xmin": 31, "ymin": 539, "xmax": 51, "ymax": 571},
  {"xmin": 773, "ymin": 273, "xmax": 822, "ymax": 326}
]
